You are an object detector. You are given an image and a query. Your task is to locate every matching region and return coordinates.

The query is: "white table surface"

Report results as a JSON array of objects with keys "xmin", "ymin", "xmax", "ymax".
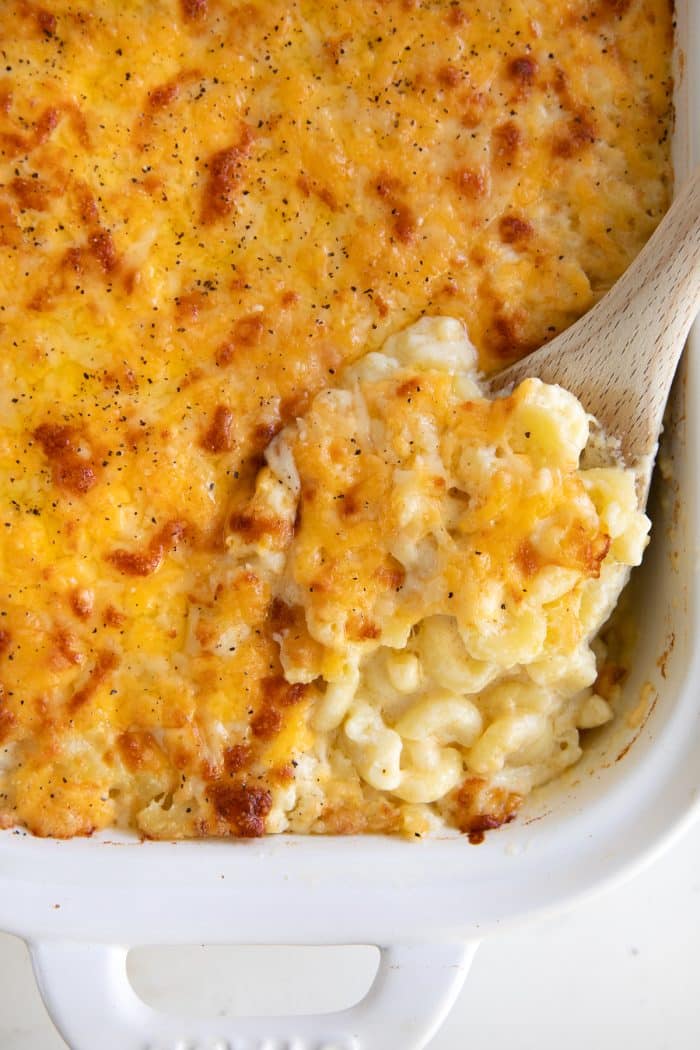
[{"xmin": 1, "ymin": 815, "xmax": 698, "ymax": 1050}]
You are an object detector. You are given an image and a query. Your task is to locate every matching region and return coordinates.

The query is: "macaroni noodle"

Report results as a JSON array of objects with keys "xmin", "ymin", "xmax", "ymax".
[{"xmin": 266, "ymin": 317, "xmax": 650, "ymax": 835}]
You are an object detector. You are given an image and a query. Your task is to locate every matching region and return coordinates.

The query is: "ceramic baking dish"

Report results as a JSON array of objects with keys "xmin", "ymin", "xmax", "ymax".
[{"xmin": 1, "ymin": 6, "xmax": 697, "ymax": 1049}]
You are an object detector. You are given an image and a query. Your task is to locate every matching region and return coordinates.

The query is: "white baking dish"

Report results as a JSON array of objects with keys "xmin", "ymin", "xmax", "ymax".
[{"xmin": 1, "ymin": 6, "xmax": 697, "ymax": 1049}]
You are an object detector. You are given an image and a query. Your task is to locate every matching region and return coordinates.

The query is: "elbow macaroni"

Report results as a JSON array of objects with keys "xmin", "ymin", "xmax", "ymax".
[{"xmin": 264, "ymin": 316, "xmax": 650, "ymax": 836}]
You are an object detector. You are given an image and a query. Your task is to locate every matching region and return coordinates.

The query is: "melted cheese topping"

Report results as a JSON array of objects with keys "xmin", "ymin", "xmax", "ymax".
[
  {"xmin": 262, "ymin": 317, "xmax": 649, "ymax": 833},
  {"xmin": 0, "ymin": 0, "xmax": 671, "ymax": 838}
]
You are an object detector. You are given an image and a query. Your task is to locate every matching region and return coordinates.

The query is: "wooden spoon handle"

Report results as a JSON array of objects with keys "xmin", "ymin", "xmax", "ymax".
[{"xmin": 492, "ymin": 167, "xmax": 700, "ymax": 464}]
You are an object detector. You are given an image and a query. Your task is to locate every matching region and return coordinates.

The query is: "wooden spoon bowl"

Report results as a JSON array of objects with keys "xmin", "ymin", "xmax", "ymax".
[{"xmin": 490, "ymin": 168, "xmax": 700, "ymax": 498}]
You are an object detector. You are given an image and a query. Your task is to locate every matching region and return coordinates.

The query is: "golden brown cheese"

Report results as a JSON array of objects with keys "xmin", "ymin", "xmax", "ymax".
[
  {"xmin": 0, "ymin": 0, "xmax": 672, "ymax": 838},
  {"xmin": 259, "ymin": 317, "xmax": 650, "ymax": 836},
  {"xmin": 275, "ymin": 376, "xmax": 612, "ymax": 683}
]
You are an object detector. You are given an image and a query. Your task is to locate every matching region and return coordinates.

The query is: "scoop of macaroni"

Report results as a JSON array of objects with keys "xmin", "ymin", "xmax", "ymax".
[{"xmin": 245, "ymin": 316, "xmax": 649, "ymax": 835}]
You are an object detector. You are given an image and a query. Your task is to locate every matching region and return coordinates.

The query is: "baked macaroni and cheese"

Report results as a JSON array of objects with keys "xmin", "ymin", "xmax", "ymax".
[
  {"xmin": 0, "ymin": 0, "xmax": 672, "ymax": 838},
  {"xmin": 232, "ymin": 316, "xmax": 650, "ymax": 836}
]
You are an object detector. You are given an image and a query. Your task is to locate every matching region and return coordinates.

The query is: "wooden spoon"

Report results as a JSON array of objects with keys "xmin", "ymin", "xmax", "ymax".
[{"xmin": 489, "ymin": 167, "xmax": 700, "ymax": 498}]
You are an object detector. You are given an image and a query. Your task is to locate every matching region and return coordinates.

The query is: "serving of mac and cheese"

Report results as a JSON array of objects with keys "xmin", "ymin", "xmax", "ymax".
[
  {"xmin": 0, "ymin": 0, "xmax": 671, "ymax": 838},
  {"xmin": 231, "ymin": 316, "xmax": 650, "ymax": 836}
]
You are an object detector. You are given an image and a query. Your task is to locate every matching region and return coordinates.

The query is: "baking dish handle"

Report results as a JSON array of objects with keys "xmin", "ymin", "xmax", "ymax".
[{"xmin": 29, "ymin": 938, "xmax": 478, "ymax": 1050}]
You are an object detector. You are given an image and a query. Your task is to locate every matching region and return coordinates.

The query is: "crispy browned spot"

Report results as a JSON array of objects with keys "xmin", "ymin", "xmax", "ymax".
[
  {"xmin": 468, "ymin": 819, "xmax": 501, "ymax": 844},
  {"xmin": 174, "ymin": 289, "xmax": 207, "ymax": 323},
  {"xmin": 51, "ymin": 628, "xmax": 83, "ymax": 669},
  {"xmin": 0, "ymin": 706, "xmax": 16, "ymax": 744},
  {"xmin": 210, "ymin": 782, "xmax": 271, "ymax": 837},
  {"xmin": 61, "ymin": 246, "xmax": 84, "ymax": 275},
  {"xmin": 0, "ymin": 102, "xmax": 68, "ymax": 159},
  {"xmin": 393, "ymin": 203, "xmax": 417, "ymax": 244},
  {"xmin": 484, "ymin": 312, "xmax": 538, "ymax": 361},
  {"xmin": 236, "ymin": 312, "xmax": 267, "ymax": 343},
  {"xmin": 375, "ymin": 173, "xmax": 400, "ymax": 202},
  {"xmin": 449, "ymin": 777, "xmax": 522, "ymax": 839},
  {"xmin": 507, "ymin": 55, "xmax": 537, "ymax": 85},
  {"xmin": 324, "ymin": 33, "xmax": 351, "ymax": 64},
  {"xmin": 339, "ymin": 487, "xmax": 360, "ymax": 517},
  {"xmin": 267, "ymin": 597, "xmax": 296, "ymax": 632},
  {"xmin": 446, "ymin": 5, "xmax": 468, "ymax": 26},
  {"xmin": 33, "ymin": 106, "xmax": 59, "ymax": 145},
  {"xmin": 454, "ymin": 167, "xmax": 487, "ymax": 199},
  {"xmin": 75, "ymin": 183, "xmax": 99, "ymax": 226},
  {"xmin": 33, "ymin": 423, "xmax": 98, "ymax": 495},
  {"xmin": 252, "ymin": 419, "xmax": 283, "ymax": 451},
  {"xmin": 104, "ymin": 605, "xmax": 125, "ymax": 628},
  {"xmin": 69, "ymin": 589, "xmax": 93, "ymax": 620},
  {"xmin": 0, "ymin": 200, "xmax": 21, "ymax": 247},
  {"xmin": 374, "ymin": 173, "xmax": 416, "ymax": 244},
  {"xmin": 88, "ymin": 229, "xmax": 118, "ymax": 273},
  {"xmin": 271, "ymin": 763, "xmax": 295, "ymax": 785},
  {"xmin": 64, "ymin": 102, "xmax": 90, "ymax": 148},
  {"xmin": 0, "ymin": 131, "xmax": 27, "ymax": 158},
  {"xmin": 552, "ymin": 114, "xmax": 597, "ymax": 158},
  {"xmin": 346, "ymin": 614, "xmax": 381, "ymax": 641},
  {"xmin": 249, "ymin": 676, "xmax": 308, "ymax": 741},
  {"xmin": 300, "ymin": 482, "xmax": 317, "ymax": 504},
  {"xmin": 215, "ymin": 313, "xmax": 266, "ymax": 366},
  {"xmin": 200, "ymin": 405, "xmax": 235, "ymax": 453},
  {"xmin": 280, "ymin": 390, "xmax": 312, "ymax": 424},
  {"xmin": 585, "ymin": 532, "xmax": 611, "ymax": 575},
  {"xmin": 297, "ymin": 173, "xmax": 338, "ymax": 211},
  {"xmin": 10, "ymin": 176, "xmax": 51, "ymax": 211},
  {"xmin": 35, "ymin": 7, "xmax": 56, "ymax": 33},
  {"xmin": 179, "ymin": 367, "xmax": 204, "ymax": 390},
  {"xmin": 68, "ymin": 650, "xmax": 119, "ymax": 713},
  {"xmin": 148, "ymin": 81, "xmax": 180, "ymax": 109},
  {"xmin": 499, "ymin": 215, "xmax": 534, "ymax": 245},
  {"xmin": 135, "ymin": 173, "xmax": 164, "ymax": 197},
  {"xmin": 107, "ymin": 520, "xmax": 187, "ymax": 577},
  {"xmin": 224, "ymin": 744, "xmax": 252, "ymax": 774},
  {"xmin": 374, "ymin": 559, "xmax": 406, "ymax": 591},
  {"xmin": 262, "ymin": 675, "xmax": 308, "ymax": 707},
  {"xmin": 460, "ymin": 89, "xmax": 487, "ymax": 129},
  {"xmin": 251, "ymin": 706, "xmax": 283, "ymax": 740},
  {"xmin": 437, "ymin": 64, "xmax": 462, "ymax": 88},
  {"xmin": 201, "ymin": 126, "xmax": 254, "ymax": 224},
  {"xmin": 180, "ymin": 0, "xmax": 207, "ymax": 20},
  {"xmin": 228, "ymin": 512, "xmax": 292, "ymax": 545},
  {"xmin": 491, "ymin": 121, "xmax": 521, "ymax": 170},
  {"xmin": 118, "ymin": 730, "xmax": 159, "ymax": 771},
  {"xmin": 515, "ymin": 539, "xmax": 541, "ymax": 578},
  {"xmin": 563, "ymin": 523, "xmax": 611, "ymax": 577},
  {"xmin": 34, "ymin": 423, "xmax": 73, "ymax": 454},
  {"xmin": 577, "ymin": 0, "xmax": 633, "ymax": 25},
  {"xmin": 372, "ymin": 291, "xmax": 389, "ymax": 318},
  {"xmin": 396, "ymin": 376, "xmax": 422, "ymax": 397}
]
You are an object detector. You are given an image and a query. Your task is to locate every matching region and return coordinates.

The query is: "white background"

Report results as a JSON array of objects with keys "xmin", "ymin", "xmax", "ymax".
[{"xmin": 0, "ymin": 815, "xmax": 698, "ymax": 1049}]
